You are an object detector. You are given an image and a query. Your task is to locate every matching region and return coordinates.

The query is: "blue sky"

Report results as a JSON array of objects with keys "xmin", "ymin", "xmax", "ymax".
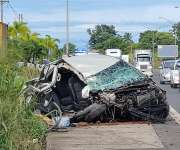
[{"xmin": 4, "ymin": 0, "xmax": 180, "ymax": 49}]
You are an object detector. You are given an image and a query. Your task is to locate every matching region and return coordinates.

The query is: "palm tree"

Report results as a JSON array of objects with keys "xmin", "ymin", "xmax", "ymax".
[
  {"xmin": 42, "ymin": 35, "xmax": 60, "ymax": 59},
  {"xmin": 8, "ymin": 21, "xmax": 30, "ymax": 40}
]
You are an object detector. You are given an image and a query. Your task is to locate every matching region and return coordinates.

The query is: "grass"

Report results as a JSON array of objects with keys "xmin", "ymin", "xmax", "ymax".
[{"xmin": 0, "ymin": 63, "xmax": 47, "ymax": 150}]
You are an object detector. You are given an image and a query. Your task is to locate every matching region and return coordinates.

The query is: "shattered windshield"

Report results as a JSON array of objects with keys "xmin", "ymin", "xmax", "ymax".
[{"xmin": 87, "ymin": 60, "xmax": 146, "ymax": 91}]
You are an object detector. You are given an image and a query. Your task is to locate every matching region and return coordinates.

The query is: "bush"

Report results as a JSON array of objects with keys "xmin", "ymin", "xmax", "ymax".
[{"xmin": 0, "ymin": 64, "xmax": 47, "ymax": 150}]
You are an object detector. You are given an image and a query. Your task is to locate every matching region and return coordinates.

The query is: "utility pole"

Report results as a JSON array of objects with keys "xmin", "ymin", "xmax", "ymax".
[
  {"xmin": 152, "ymin": 31, "xmax": 155, "ymax": 69},
  {"xmin": 175, "ymin": 29, "xmax": 177, "ymax": 45},
  {"xmin": 18, "ymin": 13, "xmax": 23, "ymax": 22},
  {"xmin": 66, "ymin": 0, "xmax": 69, "ymax": 56},
  {"xmin": 21, "ymin": 13, "xmax": 23, "ymax": 22},
  {"xmin": 0, "ymin": 0, "xmax": 9, "ymax": 23},
  {"xmin": 18, "ymin": 13, "xmax": 21, "ymax": 22}
]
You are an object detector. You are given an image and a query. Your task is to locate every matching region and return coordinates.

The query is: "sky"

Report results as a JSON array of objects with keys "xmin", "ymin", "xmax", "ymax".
[{"xmin": 4, "ymin": 0, "xmax": 180, "ymax": 49}]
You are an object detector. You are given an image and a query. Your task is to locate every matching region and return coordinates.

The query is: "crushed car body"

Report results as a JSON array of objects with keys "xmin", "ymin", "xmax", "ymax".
[{"xmin": 24, "ymin": 54, "xmax": 169, "ymax": 129}]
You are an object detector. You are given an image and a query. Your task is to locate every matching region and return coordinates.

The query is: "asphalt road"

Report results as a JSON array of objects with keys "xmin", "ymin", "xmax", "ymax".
[{"xmin": 152, "ymin": 70, "xmax": 180, "ymax": 113}]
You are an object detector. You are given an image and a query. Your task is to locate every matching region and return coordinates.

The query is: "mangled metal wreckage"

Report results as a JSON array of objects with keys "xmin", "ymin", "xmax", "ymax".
[{"xmin": 24, "ymin": 54, "xmax": 169, "ymax": 129}]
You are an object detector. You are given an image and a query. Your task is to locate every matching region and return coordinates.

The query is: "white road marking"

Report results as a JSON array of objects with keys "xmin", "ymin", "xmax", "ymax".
[{"xmin": 170, "ymin": 105, "xmax": 180, "ymax": 125}]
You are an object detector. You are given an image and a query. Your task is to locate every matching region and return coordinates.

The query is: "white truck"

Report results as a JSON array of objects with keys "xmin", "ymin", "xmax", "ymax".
[
  {"xmin": 134, "ymin": 50, "xmax": 153, "ymax": 77},
  {"xmin": 105, "ymin": 49, "xmax": 122, "ymax": 58},
  {"xmin": 105, "ymin": 49, "xmax": 129, "ymax": 63}
]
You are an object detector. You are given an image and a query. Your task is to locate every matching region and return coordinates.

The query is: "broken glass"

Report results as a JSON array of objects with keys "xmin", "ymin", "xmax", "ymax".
[{"xmin": 87, "ymin": 60, "xmax": 145, "ymax": 91}]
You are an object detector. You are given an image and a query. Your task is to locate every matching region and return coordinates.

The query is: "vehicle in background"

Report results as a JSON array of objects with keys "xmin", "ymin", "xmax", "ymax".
[
  {"xmin": 122, "ymin": 55, "xmax": 129, "ymax": 63},
  {"xmin": 170, "ymin": 59, "xmax": 180, "ymax": 88},
  {"xmin": 159, "ymin": 60, "xmax": 176, "ymax": 84},
  {"xmin": 105, "ymin": 49, "xmax": 122, "ymax": 58},
  {"xmin": 75, "ymin": 49, "xmax": 87, "ymax": 56},
  {"xmin": 134, "ymin": 50, "xmax": 153, "ymax": 77}
]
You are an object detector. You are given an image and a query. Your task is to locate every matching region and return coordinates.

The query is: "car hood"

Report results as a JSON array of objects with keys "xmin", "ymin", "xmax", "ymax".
[{"xmin": 63, "ymin": 54, "xmax": 119, "ymax": 77}]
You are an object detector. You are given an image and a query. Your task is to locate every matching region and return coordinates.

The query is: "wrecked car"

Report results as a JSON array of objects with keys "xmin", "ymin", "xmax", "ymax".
[{"xmin": 23, "ymin": 54, "xmax": 169, "ymax": 130}]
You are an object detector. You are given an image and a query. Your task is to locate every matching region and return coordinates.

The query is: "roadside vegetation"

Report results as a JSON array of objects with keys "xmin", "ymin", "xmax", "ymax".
[
  {"xmin": 0, "ymin": 20, "xmax": 78, "ymax": 149},
  {"xmin": 0, "ymin": 21, "xmax": 58, "ymax": 150},
  {"xmin": 0, "ymin": 61, "xmax": 47, "ymax": 150}
]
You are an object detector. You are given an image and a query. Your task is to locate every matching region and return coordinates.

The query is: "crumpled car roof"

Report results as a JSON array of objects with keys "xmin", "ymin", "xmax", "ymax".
[{"xmin": 63, "ymin": 54, "xmax": 119, "ymax": 77}]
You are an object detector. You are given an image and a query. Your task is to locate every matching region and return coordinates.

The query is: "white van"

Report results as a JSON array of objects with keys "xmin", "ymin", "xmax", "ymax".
[
  {"xmin": 105, "ymin": 49, "xmax": 122, "ymax": 58},
  {"xmin": 170, "ymin": 59, "xmax": 180, "ymax": 88}
]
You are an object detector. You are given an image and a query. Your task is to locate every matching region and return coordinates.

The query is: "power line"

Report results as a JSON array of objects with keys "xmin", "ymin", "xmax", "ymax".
[
  {"xmin": 0, "ymin": 0, "xmax": 9, "ymax": 22},
  {"xmin": 8, "ymin": 2, "xmax": 19, "ymax": 21}
]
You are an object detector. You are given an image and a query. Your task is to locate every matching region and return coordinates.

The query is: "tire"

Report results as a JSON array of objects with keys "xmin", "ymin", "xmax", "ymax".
[
  {"xmin": 71, "ymin": 103, "xmax": 106, "ymax": 123},
  {"xmin": 84, "ymin": 104, "xmax": 107, "ymax": 122}
]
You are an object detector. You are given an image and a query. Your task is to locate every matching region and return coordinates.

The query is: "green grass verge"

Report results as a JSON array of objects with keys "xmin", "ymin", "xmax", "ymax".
[{"xmin": 0, "ymin": 64, "xmax": 47, "ymax": 150}]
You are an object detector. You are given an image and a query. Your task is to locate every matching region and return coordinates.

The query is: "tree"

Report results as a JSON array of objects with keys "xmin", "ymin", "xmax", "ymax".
[
  {"xmin": 8, "ymin": 21, "xmax": 30, "ymax": 40},
  {"xmin": 156, "ymin": 32, "xmax": 175, "ymax": 45},
  {"xmin": 8, "ymin": 21, "xmax": 60, "ymax": 63},
  {"xmin": 42, "ymin": 35, "xmax": 60, "ymax": 59},
  {"xmin": 139, "ymin": 30, "xmax": 175, "ymax": 49},
  {"xmin": 87, "ymin": 24, "xmax": 117, "ymax": 50},
  {"xmin": 87, "ymin": 24, "xmax": 133, "ymax": 54},
  {"xmin": 172, "ymin": 22, "xmax": 180, "ymax": 42}
]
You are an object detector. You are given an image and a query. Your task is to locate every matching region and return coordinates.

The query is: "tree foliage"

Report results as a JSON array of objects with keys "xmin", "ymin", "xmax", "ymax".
[
  {"xmin": 8, "ymin": 21, "xmax": 61, "ymax": 63},
  {"xmin": 172, "ymin": 22, "xmax": 180, "ymax": 55},
  {"xmin": 87, "ymin": 24, "xmax": 133, "ymax": 54},
  {"xmin": 139, "ymin": 30, "xmax": 175, "ymax": 49}
]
